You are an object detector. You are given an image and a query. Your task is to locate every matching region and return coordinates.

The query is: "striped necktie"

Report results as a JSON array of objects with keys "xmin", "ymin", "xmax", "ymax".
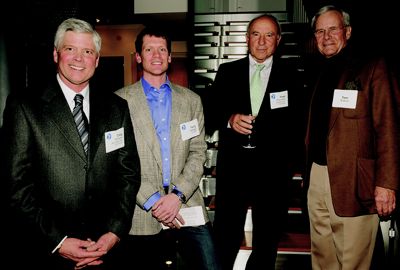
[
  {"xmin": 250, "ymin": 63, "xmax": 265, "ymax": 115},
  {"xmin": 73, "ymin": 94, "xmax": 89, "ymax": 155}
]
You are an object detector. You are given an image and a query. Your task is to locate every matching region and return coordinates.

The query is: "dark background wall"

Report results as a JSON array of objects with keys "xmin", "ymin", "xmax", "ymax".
[
  {"xmin": 304, "ymin": 0, "xmax": 398, "ymax": 58},
  {"xmin": 0, "ymin": 0, "xmax": 399, "ymax": 125}
]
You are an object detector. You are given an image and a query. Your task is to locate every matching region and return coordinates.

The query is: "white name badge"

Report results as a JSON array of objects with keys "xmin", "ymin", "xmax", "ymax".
[
  {"xmin": 270, "ymin": 90, "xmax": 288, "ymax": 109},
  {"xmin": 332, "ymin": 89, "xmax": 358, "ymax": 109},
  {"xmin": 105, "ymin": 127, "xmax": 125, "ymax": 153},
  {"xmin": 180, "ymin": 119, "xmax": 200, "ymax": 141}
]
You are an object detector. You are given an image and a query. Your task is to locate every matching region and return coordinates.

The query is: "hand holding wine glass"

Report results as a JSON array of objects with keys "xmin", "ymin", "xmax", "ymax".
[{"xmin": 242, "ymin": 114, "xmax": 257, "ymax": 149}]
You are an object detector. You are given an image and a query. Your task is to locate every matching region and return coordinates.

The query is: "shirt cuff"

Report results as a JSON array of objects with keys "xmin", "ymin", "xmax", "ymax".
[
  {"xmin": 52, "ymin": 235, "xmax": 68, "ymax": 254},
  {"xmin": 143, "ymin": 191, "xmax": 161, "ymax": 211}
]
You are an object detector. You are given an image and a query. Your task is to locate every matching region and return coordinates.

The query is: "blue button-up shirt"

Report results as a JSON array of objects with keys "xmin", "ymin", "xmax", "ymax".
[{"xmin": 141, "ymin": 77, "xmax": 173, "ymax": 211}]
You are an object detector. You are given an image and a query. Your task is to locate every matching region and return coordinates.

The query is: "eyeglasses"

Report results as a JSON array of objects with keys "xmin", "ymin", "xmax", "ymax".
[{"xmin": 314, "ymin": 26, "xmax": 346, "ymax": 38}]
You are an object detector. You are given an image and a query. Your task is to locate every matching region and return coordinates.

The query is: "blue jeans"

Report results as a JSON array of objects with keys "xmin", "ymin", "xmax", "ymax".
[{"xmin": 166, "ymin": 222, "xmax": 219, "ymax": 270}]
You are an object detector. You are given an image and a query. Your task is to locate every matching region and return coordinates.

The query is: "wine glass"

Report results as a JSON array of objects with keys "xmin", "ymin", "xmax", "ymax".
[{"xmin": 242, "ymin": 114, "xmax": 256, "ymax": 149}]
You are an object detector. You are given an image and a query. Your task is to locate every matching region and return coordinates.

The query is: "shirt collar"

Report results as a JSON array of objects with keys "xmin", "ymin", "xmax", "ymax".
[
  {"xmin": 57, "ymin": 74, "xmax": 89, "ymax": 102},
  {"xmin": 249, "ymin": 54, "xmax": 273, "ymax": 70},
  {"xmin": 57, "ymin": 74, "xmax": 89, "ymax": 112},
  {"xmin": 141, "ymin": 76, "xmax": 172, "ymax": 96}
]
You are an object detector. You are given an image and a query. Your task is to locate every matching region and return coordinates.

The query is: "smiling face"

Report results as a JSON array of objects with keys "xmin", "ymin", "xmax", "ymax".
[
  {"xmin": 136, "ymin": 34, "xmax": 171, "ymax": 85},
  {"xmin": 246, "ymin": 16, "xmax": 281, "ymax": 63},
  {"xmin": 53, "ymin": 31, "xmax": 99, "ymax": 92},
  {"xmin": 314, "ymin": 10, "xmax": 352, "ymax": 58}
]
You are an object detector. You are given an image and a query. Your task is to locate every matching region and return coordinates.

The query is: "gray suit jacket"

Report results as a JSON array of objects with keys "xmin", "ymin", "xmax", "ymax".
[
  {"xmin": 2, "ymin": 79, "xmax": 141, "ymax": 252},
  {"xmin": 115, "ymin": 80, "xmax": 208, "ymax": 235}
]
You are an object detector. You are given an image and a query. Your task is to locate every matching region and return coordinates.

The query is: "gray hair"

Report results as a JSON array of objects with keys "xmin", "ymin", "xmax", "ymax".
[
  {"xmin": 54, "ymin": 18, "xmax": 102, "ymax": 53},
  {"xmin": 311, "ymin": 5, "xmax": 351, "ymax": 30}
]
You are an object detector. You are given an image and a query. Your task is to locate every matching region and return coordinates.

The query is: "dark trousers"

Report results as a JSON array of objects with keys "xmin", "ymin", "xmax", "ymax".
[
  {"xmin": 115, "ymin": 223, "xmax": 218, "ymax": 270},
  {"xmin": 213, "ymin": 150, "xmax": 289, "ymax": 270},
  {"xmin": 113, "ymin": 233, "xmax": 168, "ymax": 270},
  {"xmin": 213, "ymin": 193, "xmax": 287, "ymax": 270}
]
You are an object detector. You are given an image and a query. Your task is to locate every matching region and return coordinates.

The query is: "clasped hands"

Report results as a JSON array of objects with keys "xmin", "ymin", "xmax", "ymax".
[
  {"xmin": 59, "ymin": 232, "xmax": 119, "ymax": 269},
  {"xmin": 152, "ymin": 193, "xmax": 185, "ymax": 229}
]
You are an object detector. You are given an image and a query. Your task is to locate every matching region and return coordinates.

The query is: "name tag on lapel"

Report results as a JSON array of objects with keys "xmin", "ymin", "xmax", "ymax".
[
  {"xmin": 180, "ymin": 119, "xmax": 200, "ymax": 141},
  {"xmin": 270, "ymin": 90, "xmax": 288, "ymax": 109},
  {"xmin": 105, "ymin": 127, "xmax": 125, "ymax": 153},
  {"xmin": 332, "ymin": 89, "xmax": 358, "ymax": 109}
]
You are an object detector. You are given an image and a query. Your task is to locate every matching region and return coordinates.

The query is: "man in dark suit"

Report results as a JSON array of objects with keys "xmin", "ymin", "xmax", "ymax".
[
  {"xmin": 206, "ymin": 14, "xmax": 303, "ymax": 270},
  {"xmin": 1, "ymin": 18, "xmax": 141, "ymax": 270}
]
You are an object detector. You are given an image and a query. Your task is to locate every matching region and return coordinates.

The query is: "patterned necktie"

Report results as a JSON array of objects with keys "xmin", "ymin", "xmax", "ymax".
[
  {"xmin": 73, "ymin": 94, "xmax": 89, "ymax": 155},
  {"xmin": 250, "ymin": 63, "xmax": 265, "ymax": 115}
]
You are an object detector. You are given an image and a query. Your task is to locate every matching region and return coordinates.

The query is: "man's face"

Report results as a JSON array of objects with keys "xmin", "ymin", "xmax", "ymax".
[
  {"xmin": 314, "ymin": 10, "xmax": 352, "ymax": 58},
  {"xmin": 136, "ymin": 35, "xmax": 171, "ymax": 77},
  {"xmin": 246, "ymin": 17, "xmax": 281, "ymax": 63},
  {"xmin": 53, "ymin": 31, "xmax": 99, "ymax": 92}
]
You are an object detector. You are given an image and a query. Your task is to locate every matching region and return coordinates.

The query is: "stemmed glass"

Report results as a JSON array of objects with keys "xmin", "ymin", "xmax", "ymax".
[{"xmin": 242, "ymin": 114, "xmax": 256, "ymax": 149}]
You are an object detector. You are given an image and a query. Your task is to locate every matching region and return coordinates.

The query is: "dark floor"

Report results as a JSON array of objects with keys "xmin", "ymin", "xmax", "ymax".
[{"xmin": 275, "ymin": 254, "xmax": 311, "ymax": 270}]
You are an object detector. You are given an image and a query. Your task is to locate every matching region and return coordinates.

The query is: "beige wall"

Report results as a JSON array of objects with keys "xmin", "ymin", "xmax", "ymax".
[
  {"xmin": 135, "ymin": 0, "xmax": 187, "ymax": 13},
  {"xmin": 96, "ymin": 24, "xmax": 145, "ymax": 86},
  {"xmin": 96, "ymin": 24, "xmax": 188, "ymax": 87}
]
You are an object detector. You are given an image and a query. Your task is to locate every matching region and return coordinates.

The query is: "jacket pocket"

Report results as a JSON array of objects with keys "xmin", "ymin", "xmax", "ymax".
[{"xmin": 357, "ymin": 158, "xmax": 375, "ymax": 209}]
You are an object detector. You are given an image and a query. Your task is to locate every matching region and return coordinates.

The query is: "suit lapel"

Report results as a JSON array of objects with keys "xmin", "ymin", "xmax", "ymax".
[
  {"xmin": 170, "ymin": 84, "xmax": 184, "ymax": 156},
  {"xmin": 328, "ymin": 66, "xmax": 357, "ymax": 133},
  {"xmin": 258, "ymin": 58, "xmax": 281, "ymax": 119},
  {"xmin": 88, "ymin": 90, "xmax": 108, "ymax": 161},
  {"xmin": 42, "ymin": 84, "xmax": 87, "ymax": 160},
  {"xmin": 129, "ymin": 84, "xmax": 162, "ymax": 168},
  {"xmin": 240, "ymin": 57, "xmax": 252, "ymax": 114}
]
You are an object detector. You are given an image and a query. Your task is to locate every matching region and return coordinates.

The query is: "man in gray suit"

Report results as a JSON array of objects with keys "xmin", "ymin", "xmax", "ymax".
[
  {"xmin": 115, "ymin": 26, "xmax": 218, "ymax": 270},
  {"xmin": 1, "ymin": 18, "xmax": 141, "ymax": 270}
]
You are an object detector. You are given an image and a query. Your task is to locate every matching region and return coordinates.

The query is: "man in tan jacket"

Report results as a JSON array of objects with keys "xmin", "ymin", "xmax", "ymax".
[{"xmin": 114, "ymin": 26, "xmax": 218, "ymax": 270}]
